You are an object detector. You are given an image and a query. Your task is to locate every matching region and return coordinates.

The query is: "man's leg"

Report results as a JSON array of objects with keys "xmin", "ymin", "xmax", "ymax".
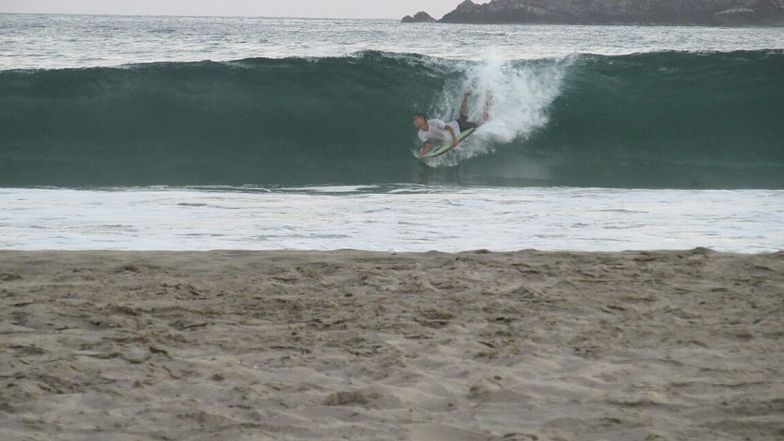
[
  {"xmin": 456, "ymin": 92, "xmax": 479, "ymax": 131},
  {"xmin": 482, "ymin": 93, "xmax": 493, "ymax": 122},
  {"xmin": 459, "ymin": 92, "xmax": 470, "ymax": 120},
  {"xmin": 456, "ymin": 116, "xmax": 478, "ymax": 131}
]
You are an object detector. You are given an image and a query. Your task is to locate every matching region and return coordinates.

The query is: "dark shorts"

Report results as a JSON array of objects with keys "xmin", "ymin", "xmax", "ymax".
[{"xmin": 456, "ymin": 116, "xmax": 478, "ymax": 132}]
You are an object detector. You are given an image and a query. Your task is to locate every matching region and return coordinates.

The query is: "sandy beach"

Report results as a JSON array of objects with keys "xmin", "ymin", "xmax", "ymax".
[{"xmin": 1, "ymin": 249, "xmax": 782, "ymax": 441}]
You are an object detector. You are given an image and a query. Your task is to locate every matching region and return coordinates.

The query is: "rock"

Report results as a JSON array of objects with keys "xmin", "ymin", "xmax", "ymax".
[
  {"xmin": 401, "ymin": 11, "xmax": 437, "ymax": 23},
  {"xmin": 438, "ymin": 0, "xmax": 784, "ymax": 26}
]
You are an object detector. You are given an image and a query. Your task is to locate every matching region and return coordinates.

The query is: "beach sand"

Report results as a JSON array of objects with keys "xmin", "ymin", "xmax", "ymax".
[{"xmin": 1, "ymin": 249, "xmax": 782, "ymax": 441}]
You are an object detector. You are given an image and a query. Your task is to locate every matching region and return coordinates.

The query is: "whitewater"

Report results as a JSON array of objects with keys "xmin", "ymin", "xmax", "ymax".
[
  {"xmin": 1, "ymin": 14, "xmax": 783, "ymax": 252},
  {"xmin": 3, "ymin": 14, "xmax": 784, "ymax": 69}
]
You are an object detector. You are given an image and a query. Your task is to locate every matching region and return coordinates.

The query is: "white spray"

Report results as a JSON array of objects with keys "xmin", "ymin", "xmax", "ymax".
[{"xmin": 421, "ymin": 57, "xmax": 568, "ymax": 167}]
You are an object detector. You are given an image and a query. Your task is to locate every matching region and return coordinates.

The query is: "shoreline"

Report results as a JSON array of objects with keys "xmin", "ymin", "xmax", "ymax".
[{"xmin": 2, "ymin": 249, "xmax": 783, "ymax": 440}]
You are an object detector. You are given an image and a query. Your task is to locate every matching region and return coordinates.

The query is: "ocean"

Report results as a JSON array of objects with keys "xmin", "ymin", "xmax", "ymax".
[{"xmin": 1, "ymin": 14, "xmax": 783, "ymax": 252}]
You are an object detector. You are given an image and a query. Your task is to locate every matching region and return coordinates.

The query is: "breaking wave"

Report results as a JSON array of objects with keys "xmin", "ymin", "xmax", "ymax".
[{"xmin": 1, "ymin": 50, "xmax": 782, "ymax": 188}]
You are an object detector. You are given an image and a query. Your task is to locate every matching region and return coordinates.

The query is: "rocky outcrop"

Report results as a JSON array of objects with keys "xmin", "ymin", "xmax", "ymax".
[
  {"xmin": 439, "ymin": 0, "xmax": 784, "ymax": 26},
  {"xmin": 401, "ymin": 11, "xmax": 437, "ymax": 23}
]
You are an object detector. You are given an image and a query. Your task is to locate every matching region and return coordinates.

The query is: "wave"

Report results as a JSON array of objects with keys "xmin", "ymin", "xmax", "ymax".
[{"xmin": 1, "ymin": 50, "xmax": 782, "ymax": 188}]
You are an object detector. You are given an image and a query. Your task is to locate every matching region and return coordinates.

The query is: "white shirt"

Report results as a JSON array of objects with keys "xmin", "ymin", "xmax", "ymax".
[{"xmin": 418, "ymin": 119, "xmax": 460, "ymax": 144}]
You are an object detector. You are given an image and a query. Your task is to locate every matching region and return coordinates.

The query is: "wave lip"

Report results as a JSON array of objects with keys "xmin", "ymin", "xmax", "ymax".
[{"xmin": 0, "ymin": 50, "xmax": 782, "ymax": 189}]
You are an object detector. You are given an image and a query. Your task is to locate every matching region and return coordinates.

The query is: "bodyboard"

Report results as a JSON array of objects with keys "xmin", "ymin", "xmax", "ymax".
[{"xmin": 421, "ymin": 128, "xmax": 476, "ymax": 159}]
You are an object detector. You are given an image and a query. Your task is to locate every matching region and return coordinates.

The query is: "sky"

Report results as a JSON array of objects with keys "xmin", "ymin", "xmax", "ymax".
[{"xmin": 0, "ymin": 0, "xmax": 465, "ymax": 19}]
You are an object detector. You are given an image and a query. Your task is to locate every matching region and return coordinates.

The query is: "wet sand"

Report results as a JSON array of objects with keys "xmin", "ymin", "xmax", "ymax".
[{"xmin": 1, "ymin": 249, "xmax": 783, "ymax": 441}]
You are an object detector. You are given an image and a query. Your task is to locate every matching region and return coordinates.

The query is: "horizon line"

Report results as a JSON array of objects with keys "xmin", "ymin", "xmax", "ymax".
[{"xmin": 0, "ymin": 11, "xmax": 430, "ymax": 21}]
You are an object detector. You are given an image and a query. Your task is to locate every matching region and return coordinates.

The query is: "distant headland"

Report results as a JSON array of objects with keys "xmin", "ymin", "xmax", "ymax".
[
  {"xmin": 401, "ymin": 11, "xmax": 437, "ymax": 23},
  {"xmin": 403, "ymin": 0, "xmax": 784, "ymax": 26}
]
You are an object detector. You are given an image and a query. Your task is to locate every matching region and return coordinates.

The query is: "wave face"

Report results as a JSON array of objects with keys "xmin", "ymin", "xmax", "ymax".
[{"xmin": 1, "ymin": 50, "xmax": 782, "ymax": 188}]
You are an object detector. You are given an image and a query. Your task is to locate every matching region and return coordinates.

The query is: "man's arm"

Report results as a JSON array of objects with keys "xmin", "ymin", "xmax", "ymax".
[
  {"xmin": 445, "ymin": 125, "xmax": 459, "ymax": 147},
  {"xmin": 418, "ymin": 142, "xmax": 432, "ymax": 159}
]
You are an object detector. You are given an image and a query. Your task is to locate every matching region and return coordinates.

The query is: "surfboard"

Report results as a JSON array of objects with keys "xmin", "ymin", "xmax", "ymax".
[{"xmin": 421, "ymin": 128, "xmax": 476, "ymax": 159}]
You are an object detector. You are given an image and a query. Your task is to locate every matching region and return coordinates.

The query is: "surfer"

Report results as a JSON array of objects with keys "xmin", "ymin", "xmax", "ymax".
[{"xmin": 414, "ymin": 92, "xmax": 486, "ymax": 159}]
